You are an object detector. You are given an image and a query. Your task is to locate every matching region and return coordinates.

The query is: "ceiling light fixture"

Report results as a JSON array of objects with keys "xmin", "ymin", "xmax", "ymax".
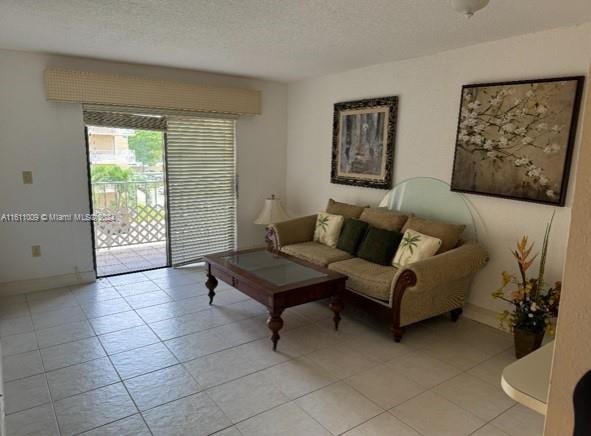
[{"xmin": 450, "ymin": 0, "xmax": 490, "ymax": 18}]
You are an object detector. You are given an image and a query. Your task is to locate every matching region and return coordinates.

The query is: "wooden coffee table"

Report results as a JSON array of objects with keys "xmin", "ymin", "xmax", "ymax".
[{"xmin": 204, "ymin": 248, "xmax": 346, "ymax": 350}]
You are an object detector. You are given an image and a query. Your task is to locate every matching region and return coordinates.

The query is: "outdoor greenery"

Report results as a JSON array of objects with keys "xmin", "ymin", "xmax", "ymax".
[
  {"xmin": 91, "ymin": 164, "xmax": 134, "ymax": 182},
  {"xmin": 128, "ymin": 130, "xmax": 164, "ymax": 167}
]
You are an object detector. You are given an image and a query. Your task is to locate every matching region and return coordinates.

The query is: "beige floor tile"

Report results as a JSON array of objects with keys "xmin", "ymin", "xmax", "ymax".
[
  {"xmin": 99, "ymin": 325, "xmax": 159, "ymax": 354},
  {"xmin": 433, "ymin": 373, "xmax": 515, "ymax": 421},
  {"xmin": 80, "ymin": 298, "xmax": 133, "ymax": 318},
  {"xmin": 345, "ymin": 332, "xmax": 414, "ymax": 363},
  {"xmin": 295, "ymin": 381, "xmax": 382, "ymax": 435},
  {"xmin": 110, "ymin": 342, "xmax": 178, "ymax": 379},
  {"xmin": 165, "ymin": 328, "xmax": 235, "ymax": 362},
  {"xmin": 142, "ymin": 392, "xmax": 231, "ymax": 436},
  {"xmin": 184, "ymin": 343, "xmax": 282, "ymax": 389},
  {"xmin": 125, "ymin": 291, "xmax": 173, "ymax": 309},
  {"xmin": 80, "ymin": 414, "xmax": 151, "ymax": 435},
  {"xmin": 343, "ymin": 412, "xmax": 420, "ymax": 436},
  {"xmin": 89, "ymin": 310, "xmax": 145, "ymax": 335},
  {"xmin": 5, "ymin": 374, "xmax": 51, "ymax": 414},
  {"xmin": 32, "ymin": 305, "xmax": 87, "ymax": 330},
  {"xmin": 306, "ymin": 343, "xmax": 380, "ymax": 378},
  {"xmin": 40, "ymin": 337, "xmax": 106, "ymax": 371},
  {"xmin": 114, "ymin": 281, "xmax": 161, "ymax": 297},
  {"xmin": 1, "ymin": 331, "xmax": 38, "ymax": 356},
  {"xmin": 389, "ymin": 349, "xmax": 462, "ymax": 388},
  {"xmin": 5, "ymin": 403, "xmax": 59, "ymax": 436},
  {"xmin": 207, "ymin": 371, "xmax": 290, "ymax": 423},
  {"xmin": 124, "ymin": 364, "xmax": 201, "ymax": 411},
  {"xmin": 471, "ymin": 424, "xmax": 511, "ymax": 435},
  {"xmin": 391, "ymin": 391, "xmax": 484, "ymax": 436},
  {"xmin": 421, "ymin": 338, "xmax": 493, "ymax": 370},
  {"xmin": 54, "ymin": 383, "xmax": 137, "ymax": 435},
  {"xmin": 467, "ymin": 349, "xmax": 516, "ymax": 386},
  {"xmin": 490, "ymin": 404, "xmax": 545, "ymax": 436},
  {"xmin": 36, "ymin": 320, "xmax": 95, "ymax": 348},
  {"xmin": 0, "ymin": 315, "xmax": 34, "ymax": 337},
  {"xmin": 3, "ymin": 349, "xmax": 44, "ymax": 381},
  {"xmin": 238, "ymin": 402, "xmax": 331, "ymax": 436},
  {"xmin": 346, "ymin": 363, "xmax": 426, "ymax": 409},
  {"xmin": 263, "ymin": 357, "xmax": 338, "ymax": 399},
  {"xmin": 279, "ymin": 324, "xmax": 343, "ymax": 355},
  {"xmin": 46, "ymin": 357, "xmax": 120, "ymax": 400}
]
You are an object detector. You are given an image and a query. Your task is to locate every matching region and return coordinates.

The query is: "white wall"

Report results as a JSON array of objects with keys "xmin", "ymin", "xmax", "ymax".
[
  {"xmin": 0, "ymin": 50, "xmax": 287, "ymax": 288},
  {"xmin": 286, "ymin": 23, "xmax": 591, "ymax": 315}
]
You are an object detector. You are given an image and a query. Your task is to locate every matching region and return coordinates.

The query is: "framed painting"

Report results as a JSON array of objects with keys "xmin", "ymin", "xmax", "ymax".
[
  {"xmin": 451, "ymin": 76, "xmax": 584, "ymax": 206},
  {"xmin": 331, "ymin": 96, "xmax": 398, "ymax": 189}
]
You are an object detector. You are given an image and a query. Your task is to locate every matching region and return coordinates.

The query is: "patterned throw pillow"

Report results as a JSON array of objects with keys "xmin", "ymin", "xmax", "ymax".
[
  {"xmin": 393, "ymin": 229, "xmax": 442, "ymax": 267},
  {"xmin": 313, "ymin": 212, "xmax": 345, "ymax": 248}
]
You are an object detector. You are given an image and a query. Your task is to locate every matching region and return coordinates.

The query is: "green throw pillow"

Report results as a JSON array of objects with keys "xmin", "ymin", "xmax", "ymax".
[
  {"xmin": 337, "ymin": 218, "xmax": 369, "ymax": 254},
  {"xmin": 357, "ymin": 226, "xmax": 403, "ymax": 266}
]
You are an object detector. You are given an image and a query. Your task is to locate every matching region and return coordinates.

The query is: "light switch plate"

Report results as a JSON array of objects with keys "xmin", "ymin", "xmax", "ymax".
[
  {"xmin": 22, "ymin": 171, "xmax": 33, "ymax": 184},
  {"xmin": 31, "ymin": 245, "xmax": 41, "ymax": 257}
]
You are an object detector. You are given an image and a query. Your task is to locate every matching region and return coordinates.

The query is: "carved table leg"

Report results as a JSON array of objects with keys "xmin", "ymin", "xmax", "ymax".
[
  {"xmin": 329, "ymin": 294, "xmax": 344, "ymax": 331},
  {"xmin": 206, "ymin": 273, "xmax": 218, "ymax": 305},
  {"xmin": 267, "ymin": 309, "xmax": 284, "ymax": 351}
]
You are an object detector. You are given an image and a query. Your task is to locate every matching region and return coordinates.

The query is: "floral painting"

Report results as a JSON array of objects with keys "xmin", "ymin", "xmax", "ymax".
[
  {"xmin": 451, "ymin": 77, "xmax": 584, "ymax": 205},
  {"xmin": 331, "ymin": 96, "xmax": 397, "ymax": 189}
]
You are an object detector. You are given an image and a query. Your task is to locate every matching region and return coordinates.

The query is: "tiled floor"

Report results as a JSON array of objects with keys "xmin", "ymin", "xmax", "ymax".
[
  {"xmin": 96, "ymin": 241, "xmax": 167, "ymax": 276},
  {"xmin": 0, "ymin": 267, "xmax": 545, "ymax": 436}
]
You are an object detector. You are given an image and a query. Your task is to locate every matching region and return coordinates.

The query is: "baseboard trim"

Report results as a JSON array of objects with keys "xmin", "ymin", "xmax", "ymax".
[
  {"xmin": 0, "ymin": 270, "xmax": 97, "ymax": 296},
  {"xmin": 463, "ymin": 302, "xmax": 503, "ymax": 331}
]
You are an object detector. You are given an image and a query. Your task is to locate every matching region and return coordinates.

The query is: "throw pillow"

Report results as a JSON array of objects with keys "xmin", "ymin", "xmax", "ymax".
[
  {"xmin": 313, "ymin": 212, "xmax": 345, "ymax": 248},
  {"xmin": 357, "ymin": 226, "xmax": 403, "ymax": 266},
  {"xmin": 337, "ymin": 218, "xmax": 369, "ymax": 254},
  {"xmin": 402, "ymin": 216, "xmax": 465, "ymax": 253},
  {"xmin": 393, "ymin": 229, "xmax": 442, "ymax": 267},
  {"xmin": 359, "ymin": 208, "xmax": 409, "ymax": 232},
  {"xmin": 326, "ymin": 198, "xmax": 368, "ymax": 219}
]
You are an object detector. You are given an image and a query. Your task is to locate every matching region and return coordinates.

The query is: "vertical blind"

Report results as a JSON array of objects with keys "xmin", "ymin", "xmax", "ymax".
[{"xmin": 166, "ymin": 116, "xmax": 237, "ymax": 265}]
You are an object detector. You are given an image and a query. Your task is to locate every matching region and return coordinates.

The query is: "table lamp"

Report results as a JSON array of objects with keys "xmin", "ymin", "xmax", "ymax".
[{"xmin": 254, "ymin": 194, "xmax": 290, "ymax": 249}]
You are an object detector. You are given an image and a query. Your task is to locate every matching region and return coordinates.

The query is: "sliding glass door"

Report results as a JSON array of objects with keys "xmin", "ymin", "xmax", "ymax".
[{"xmin": 84, "ymin": 106, "xmax": 236, "ymax": 275}]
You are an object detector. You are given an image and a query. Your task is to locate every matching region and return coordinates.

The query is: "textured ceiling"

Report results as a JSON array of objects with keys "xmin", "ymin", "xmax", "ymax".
[{"xmin": 0, "ymin": 0, "xmax": 590, "ymax": 82}]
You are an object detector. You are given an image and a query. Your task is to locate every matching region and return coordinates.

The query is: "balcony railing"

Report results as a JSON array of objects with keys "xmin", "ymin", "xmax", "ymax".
[
  {"xmin": 90, "ymin": 149, "xmax": 137, "ymax": 164},
  {"xmin": 92, "ymin": 180, "xmax": 166, "ymax": 249}
]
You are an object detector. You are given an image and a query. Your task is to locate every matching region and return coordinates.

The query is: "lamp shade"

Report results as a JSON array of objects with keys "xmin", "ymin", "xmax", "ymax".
[{"xmin": 254, "ymin": 195, "xmax": 290, "ymax": 225}]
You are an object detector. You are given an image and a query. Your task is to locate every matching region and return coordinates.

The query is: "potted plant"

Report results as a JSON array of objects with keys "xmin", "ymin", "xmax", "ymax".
[{"xmin": 492, "ymin": 214, "xmax": 561, "ymax": 358}]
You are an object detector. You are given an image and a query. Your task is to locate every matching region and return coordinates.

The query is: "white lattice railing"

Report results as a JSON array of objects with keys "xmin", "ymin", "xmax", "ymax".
[{"xmin": 92, "ymin": 181, "xmax": 167, "ymax": 249}]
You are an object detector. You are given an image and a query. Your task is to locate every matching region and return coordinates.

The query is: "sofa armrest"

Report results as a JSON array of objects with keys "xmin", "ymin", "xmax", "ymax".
[
  {"xmin": 389, "ymin": 241, "xmax": 489, "ymax": 330},
  {"xmin": 268, "ymin": 214, "xmax": 317, "ymax": 249},
  {"xmin": 393, "ymin": 242, "xmax": 489, "ymax": 294}
]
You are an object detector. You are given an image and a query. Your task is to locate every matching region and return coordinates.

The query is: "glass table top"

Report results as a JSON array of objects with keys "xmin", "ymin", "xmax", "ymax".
[{"xmin": 223, "ymin": 250, "xmax": 326, "ymax": 286}]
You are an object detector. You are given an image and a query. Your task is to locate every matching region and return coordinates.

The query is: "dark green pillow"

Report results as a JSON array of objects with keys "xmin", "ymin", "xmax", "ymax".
[
  {"xmin": 357, "ymin": 226, "xmax": 403, "ymax": 266},
  {"xmin": 337, "ymin": 218, "xmax": 369, "ymax": 254}
]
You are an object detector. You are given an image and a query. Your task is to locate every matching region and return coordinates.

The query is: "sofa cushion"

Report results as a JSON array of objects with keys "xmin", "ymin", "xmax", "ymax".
[
  {"xmin": 329, "ymin": 258, "xmax": 398, "ymax": 302},
  {"xmin": 402, "ymin": 216, "xmax": 465, "ymax": 253},
  {"xmin": 393, "ymin": 229, "xmax": 442, "ymax": 266},
  {"xmin": 326, "ymin": 199, "xmax": 368, "ymax": 219},
  {"xmin": 313, "ymin": 212, "xmax": 345, "ymax": 248},
  {"xmin": 357, "ymin": 226, "xmax": 403, "ymax": 266},
  {"xmin": 359, "ymin": 208, "xmax": 409, "ymax": 232},
  {"xmin": 337, "ymin": 218, "xmax": 369, "ymax": 254},
  {"xmin": 281, "ymin": 242, "xmax": 353, "ymax": 267}
]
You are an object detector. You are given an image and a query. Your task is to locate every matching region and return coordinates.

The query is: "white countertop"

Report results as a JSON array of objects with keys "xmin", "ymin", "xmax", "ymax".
[{"xmin": 501, "ymin": 341, "xmax": 553, "ymax": 415}]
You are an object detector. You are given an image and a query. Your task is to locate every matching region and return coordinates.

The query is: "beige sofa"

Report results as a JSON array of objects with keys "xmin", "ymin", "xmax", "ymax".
[{"xmin": 268, "ymin": 201, "xmax": 489, "ymax": 341}]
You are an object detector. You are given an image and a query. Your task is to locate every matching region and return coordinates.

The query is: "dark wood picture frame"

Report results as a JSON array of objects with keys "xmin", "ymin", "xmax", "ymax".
[
  {"xmin": 450, "ymin": 76, "xmax": 584, "ymax": 206},
  {"xmin": 331, "ymin": 96, "xmax": 398, "ymax": 189}
]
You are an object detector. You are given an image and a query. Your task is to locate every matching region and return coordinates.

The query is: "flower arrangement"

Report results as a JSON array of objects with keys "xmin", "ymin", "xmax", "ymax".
[{"xmin": 492, "ymin": 214, "xmax": 561, "ymax": 339}]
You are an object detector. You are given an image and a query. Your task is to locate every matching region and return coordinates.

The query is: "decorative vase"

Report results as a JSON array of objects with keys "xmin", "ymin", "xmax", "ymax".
[{"xmin": 513, "ymin": 328, "xmax": 544, "ymax": 358}]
